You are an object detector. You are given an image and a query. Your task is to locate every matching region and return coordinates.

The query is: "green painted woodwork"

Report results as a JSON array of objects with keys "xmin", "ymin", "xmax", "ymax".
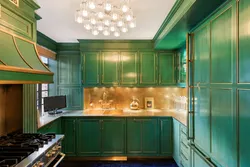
[
  {"xmin": 102, "ymin": 118, "xmax": 125, "ymax": 155},
  {"xmin": 57, "ymin": 53, "xmax": 81, "ymax": 86},
  {"xmin": 120, "ymin": 51, "xmax": 138, "ymax": 85},
  {"xmin": 211, "ymin": 7, "xmax": 233, "ymax": 84},
  {"xmin": 57, "ymin": 43, "xmax": 80, "ymax": 52},
  {"xmin": 127, "ymin": 118, "xmax": 159, "ymax": 155},
  {"xmin": 211, "ymin": 89, "xmax": 236, "ymax": 167},
  {"xmin": 154, "ymin": 0, "xmax": 227, "ymax": 50},
  {"xmin": 158, "ymin": 52, "xmax": 176, "ymax": 85},
  {"xmin": 0, "ymin": 0, "xmax": 39, "ymax": 41},
  {"xmin": 77, "ymin": 119, "xmax": 101, "ymax": 156},
  {"xmin": 173, "ymin": 119, "xmax": 180, "ymax": 166},
  {"xmin": 194, "ymin": 88, "xmax": 210, "ymax": 154},
  {"xmin": 239, "ymin": 0, "xmax": 250, "ymax": 83},
  {"xmin": 101, "ymin": 51, "xmax": 119, "ymax": 85},
  {"xmin": 62, "ymin": 118, "xmax": 76, "ymax": 156},
  {"xmin": 81, "ymin": 52, "xmax": 101, "ymax": 86},
  {"xmin": 139, "ymin": 52, "xmax": 157, "ymax": 85},
  {"xmin": 38, "ymin": 118, "xmax": 61, "ymax": 134},
  {"xmin": 37, "ymin": 31, "xmax": 57, "ymax": 52},
  {"xmin": 48, "ymin": 59, "xmax": 57, "ymax": 96},
  {"xmin": 23, "ymin": 84, "xmax": 37, "ymax": 133},
  {"xmin": 177, "ymin": 47, "xmax": 187, "ymax": 87},
  {"xmin": 58, "ymin": 86, "xmax": 82, "ymax": 110},
  {"xmin": 192, "ymin": 150, "xmax": 210, "ymax": 167},
  {"xmin": 159, "ymin": 118, "xmax": 172, "ymax": 155},
  {"xmin": 239, "ymin": 89, "xmax": 250, "ymax": 167}
]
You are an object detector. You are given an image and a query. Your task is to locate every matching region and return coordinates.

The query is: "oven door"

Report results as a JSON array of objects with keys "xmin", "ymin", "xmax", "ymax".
[{"xmin": 47, "ymin": 152, "xmax": 65, "ymax": 167}]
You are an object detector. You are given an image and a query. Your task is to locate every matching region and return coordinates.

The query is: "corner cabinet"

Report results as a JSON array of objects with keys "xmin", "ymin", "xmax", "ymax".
[
  {"xmin": 158, "ymin": 52, "xmax": 176, "ymax": 85},
  {"xmin": 81, "ymin": 51, "xmax": 177, "ymax": 87},
  {"xmin": 139, "ymin": 52, "xmax": 157, "ymax": 85}
]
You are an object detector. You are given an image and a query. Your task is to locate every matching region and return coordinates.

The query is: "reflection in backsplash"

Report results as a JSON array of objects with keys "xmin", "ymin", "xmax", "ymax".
[{"xmin": 84, "ymin": 87, "xmax": 187, "ymax": 110}]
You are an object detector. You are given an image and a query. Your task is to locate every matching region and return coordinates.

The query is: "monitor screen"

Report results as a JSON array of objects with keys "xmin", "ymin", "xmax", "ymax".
[{"xmin": 44, "ymin": 95, "xmax": 67, "ymax": 112}]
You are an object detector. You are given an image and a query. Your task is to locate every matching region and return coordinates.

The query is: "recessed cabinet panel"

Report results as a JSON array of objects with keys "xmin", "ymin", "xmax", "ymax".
[
  {"xmin": 140, "ymin": 52, "xmax": 157, "ymax": 85},
  {"xmin": 82, "ymin": 52, "xmax": 100, "ymax": 85},
  {"xmin": 102, "ymin": 52, "xmax": 119, "ymax": 85},
  {"xmin": 194, "ymin": 87, "xmax": 210, "ymax": 154},
  {"xmin": 239, "ymin": 0, "xmax": 250, "ymax": 83},
  {"xmin": 211, "ymin": 8, "xmax": 233, "ymax": 84},
  {"xmin": 62, "ymin": 118, "xmax": 76, "ymax": 156},
  {"xmin": 160, "ymin": 118, "xmax": 172, "ymax": 155},
  {"xmin": 127, "ymin": 119, "xmax": 142, "ymax": 154},
  {"xmin": 120, "ymin": 52, "xmax": 138, "ymax": 85},
  {"xmin": 158, "ymin": 53, "xmax": 176, "ymax": 85},
  {"xmin": 194, "ymin": 25, "xmax": 210, "ymax": 84},
  {"xmin": 211, "ymin": 89, "xmax": 236, "ymax": 167},
  {"xmin": 239, "ymin": 89, "xmax": 250, "ymax": 167}
]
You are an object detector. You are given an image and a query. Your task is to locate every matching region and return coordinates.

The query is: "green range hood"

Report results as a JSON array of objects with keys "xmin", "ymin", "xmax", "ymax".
[{"xmin": 0, "ymin": 29, "xmax": 54, "ymax": 84}]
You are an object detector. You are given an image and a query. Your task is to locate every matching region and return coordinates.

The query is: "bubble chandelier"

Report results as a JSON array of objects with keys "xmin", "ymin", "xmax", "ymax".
[{"xmin": 75, "ymin": 0, "xmax": 136, "ymax": 37}]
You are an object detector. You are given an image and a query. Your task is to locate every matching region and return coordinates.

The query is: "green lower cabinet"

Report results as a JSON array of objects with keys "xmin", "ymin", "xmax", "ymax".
[
  {"xmin": 159, "ymin": 118, "xmax": 172, "ymax": 156},
  {"xmin": 102, "ymin": 118, "xmax": 126, "ymax": 155},
  {"xmin": 127, "ymin": 118, "xmax": 159, "ymax": 155},
  {"xmin": 192, "ymin": 150, "xmax": 211, "ymax": 167},
  {"xmin": 62, "ymin": 118, "xmax": 77, "ymax": 156},
  {"xmin": 77, "ymin": 119, "xmax": 101, "ymax": 156},
  {"xmin": 173, "ymin": 119, "xmax": 180, "ymax": 165}
]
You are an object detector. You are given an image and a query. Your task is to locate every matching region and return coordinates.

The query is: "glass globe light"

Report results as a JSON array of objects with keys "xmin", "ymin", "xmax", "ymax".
[
  {"xmin": 80, "ymin": 2, "xmax": 88, "ymax": 17},
  {"xmin": 111, "ymin": 12, "xmax": 119, "ymax": 21},
  {"xmin": 92, "ymin": 27, "xmax": 99, "ymax": 35},
  {"xmin": 114, "ymin": 30, "xmax": 120, "ymax": 37},
  {"xmin": 129, "ymin": 17, "xmax": 136, "ymax": 28},
  {"xmin": 105, "ymin": 1, "xmax": 112, "ymax": 12},
  {"xmin": 125, "ymin": 10, "xmax": 133, "ymax": 21},
  {"xmin": 117, "ymin": 20, "xmax": 124, "ymax": 27},
  {"xmin": 75, "ymin": 10, "xmax": 83, "ymax": 23},
  {"xmin": 104, "ymin": 18, "xmax": 110, "ymax": 26},
  {"xmin": 97, "ymin": 23, "xmax": 104, "ymax": 31},
  {"xmin": 103, "ymin": 27, "xmax": 110, "ymax": 36},
  {"xmin": 90, "ymin": 17, "xmax": 97, "ymax": 25},
  {"xmin": 97, "ymin": 12, "xmax": 104, "ymax": 19},
  {"xmin": 110, "ymin": 24, "xmax": 116, "ymax": 32},
  {"xmin": 121, "ymin": 0, "xmax": 130, "ymax": 13},
  {"xmin": 84, "ymin": 23, "xmax": 92, "ymax": 30},
  {"xmin": 121, "ymin": 25, "xmax": 128, "ymax": 33},
  {"xmin": 88, "ymin": 0, "xmax": 96, "ymax": 10}
]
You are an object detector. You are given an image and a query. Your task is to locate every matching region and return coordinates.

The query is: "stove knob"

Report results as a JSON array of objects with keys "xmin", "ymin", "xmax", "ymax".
[
  {"xmin": 38, "ymin": 162, "xmax": 44, "ymax": 167},
  {"xmin": 51, "ymin": 151, "xmax": 56, "ymax": 156},
  {"xmin": 46, "ymin": 153, "xmax": 51, "ymax": 158}
]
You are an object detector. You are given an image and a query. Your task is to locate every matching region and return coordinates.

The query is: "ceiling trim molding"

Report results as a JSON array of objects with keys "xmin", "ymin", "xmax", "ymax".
[
  {"xmin": 22, "ymin": 0, "xmax": 40, "ymax": 10},
  {"xmin": 153, "ymin": 0, "xmax": 184, "ymax": 41},
  {"xmin": 37, "ymin": 31, "xmax": 57, "ymax": 52}
]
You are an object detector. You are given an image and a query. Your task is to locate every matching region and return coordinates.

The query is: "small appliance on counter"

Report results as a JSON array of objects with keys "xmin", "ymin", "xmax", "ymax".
[
  {"xmin": 130, "ymin": 96, "xmax": 140, "ymax": 110},
  {"xmin": 145, "ymin": 97, "xmax": 154, "ymax": 109}
]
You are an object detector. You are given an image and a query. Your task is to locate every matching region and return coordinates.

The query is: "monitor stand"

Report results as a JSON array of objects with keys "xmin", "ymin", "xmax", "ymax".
[{"xmin": 48, "ymin": 109, "xmax": 63, "ymax": 115}]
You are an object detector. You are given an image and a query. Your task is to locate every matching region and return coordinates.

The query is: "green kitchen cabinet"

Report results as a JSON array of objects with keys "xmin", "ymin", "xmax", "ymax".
[
  {"xmin": 58, "ymin": 53, "xmax": 81, "ymax": 86},
  {"xmin": 58, "ymin": 86, "xmax": 82, "ymax": 110},
  {"xmin": 127, "ymin": 118, "xmax": 159, "ymax": 155},
  {"xmin": 77, "ymin": 119, "xmax": 101, "ymax": 156},
  {"xmin": 139, "ymin": 52, "xmax": 157, "ymax": 85},
  {"xmin": 38, "ymin": 118, "xmax": 61, "ymax": 134},
  {"xmin": 81, "ymin": 52, "xmax": 101, "ymax": 86},
  {"xmin": 177, "ymin": 47, "xmax": 187, "ymax": 87},
  {"xmin": 102, "ymin": 118, "xmax": 126, "ymax": 155},
  {"xmin": 62, "ymin": 118, "xmax": 77, "ymax": 156},
  {"xmin": 159, "ymin": 118, "xmax": 172, "ymax": 156},
  {"xmin": 158, "ymin": 52, "xmax": 176, "ymax": 85},
  {"xmin": 173, "ymin": 119, "xmax": 180, "ymax": 166},
  {"xmin": 120, "ymin": 51, "xmax": 138, "ymax": 85},
  {"xmin": 192, "ymin": 150, "xmax": 211, "ymax": 167},
  {"xmin": 101, "ymin": 51, "xmax": 119, "ymax": 85}
]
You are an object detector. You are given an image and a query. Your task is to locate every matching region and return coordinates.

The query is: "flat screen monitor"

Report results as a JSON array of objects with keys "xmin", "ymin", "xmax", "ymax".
[{"xmin": 44, "ymin": 95, "xmax": 67, "ymax": 112}]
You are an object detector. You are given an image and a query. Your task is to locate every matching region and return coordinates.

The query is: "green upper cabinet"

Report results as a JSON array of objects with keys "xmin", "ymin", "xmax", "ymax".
[
  {"xmin": 102, "ymin": 118, "xmax": 126, "ymax": 155},
  {"xmin": 120, "ymin": 51, "xmax": 138, "ymax": 85},
  {"xmin": 239, "ymin": 0, "xmax": 250, "ymax": 83},
  {"xmin": 158, "ymin": 52, "xmax": 176, "ymax": 85},
  {"xmin": 62, "ymin": 118, "xmax": 76, "ymax": 156},
  {"xmin": 81, "ymin": 52, "xmax": 101, "ymax": 86},
  {"xmin": 177, "ymin": 47, "xmax": 187, "ymax": 87},
  {"xmin": 58, "ymin": 53, "xmax": 81, "ymax": 86},
  {"xmin": 139, "ymin": 52, "xmax": 157, "ymax": 85},
  {"xmin": 77, "ymin": 119, "xmax": 101, "ymax": 156},
  {"xmin": 101, "ymin": 51, "xmax": 119, "ymax": 85}
]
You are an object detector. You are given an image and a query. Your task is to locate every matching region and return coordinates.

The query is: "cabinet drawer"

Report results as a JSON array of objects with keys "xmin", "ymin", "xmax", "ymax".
[
  {"xmin": 180, "ymin": 132, "xmax": 189, "ymax": 146},
  {"xmin": 180, "ymin": 150, "xmax": 190, "ymax": 167},
  {"xmin": 180, "ymin": 142, "xmax": 190, "ymax": 156},
  {"xmin": 180, "ymin": 124, "xmax": 187, "ymax": 135}
]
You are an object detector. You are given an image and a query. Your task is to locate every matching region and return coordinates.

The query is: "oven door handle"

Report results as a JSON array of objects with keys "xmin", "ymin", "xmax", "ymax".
[{"xmin": 52, "ymin": 152, "xmax": 65, "ymax": 167}]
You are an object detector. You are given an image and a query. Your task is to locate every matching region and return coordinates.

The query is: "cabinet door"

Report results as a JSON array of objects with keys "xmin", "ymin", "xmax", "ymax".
[
  {"xmin": 160, "ymin": 118, "xmax": 172, "ymax": 155},
  {"xmin": 102, "ymin": 119, "xmax": 125, "ymax": 155},
  {"xmin": 82, "ymin": 52, "xmax": 100, "ymax": 86},
  {"xmin": 58, "ymin": 54, "xmax": 81, "ymax": 86},
  {"xmin": 77, "ymin": 119, "xmax": 101, "ymax": 156},
  {"xmin": 62, "ymin": 118, "xmax": 76, "ymax": 156},
  {"xmin": 139, "ymin": 52, "xmax": 157, "ymax": 85},
  {"xmin": 120, "ymin": 51, "xmax": 138, "ymax": 85},
  {"xmin": 142, "ymin": 119, "xmax": 159, "ymax": 154},
  {"xmin": 158, "ymin": 52, "xmax": 176, "ymax": 85},
  {"xmin": 127, "ymin": 118, "xmax": 142, "ymax": 154},
  {"xmin": 173, "ymin": 119, "xmax": 180, "ymax": 166},
  {"xmin": 101, "ymin": 51, "xmax": 119, "ymax": 85}
]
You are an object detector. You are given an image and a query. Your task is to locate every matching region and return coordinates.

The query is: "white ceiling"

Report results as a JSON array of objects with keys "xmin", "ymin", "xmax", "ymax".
[{"xmin": 36, "ymin": 0, "xmax": 176, "ymax": 42}]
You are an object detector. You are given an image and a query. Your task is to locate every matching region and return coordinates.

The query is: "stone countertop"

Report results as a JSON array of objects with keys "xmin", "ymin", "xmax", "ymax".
[{"xmin": 38, "ymin": 109, "xmax": 187, "ymax": 129}]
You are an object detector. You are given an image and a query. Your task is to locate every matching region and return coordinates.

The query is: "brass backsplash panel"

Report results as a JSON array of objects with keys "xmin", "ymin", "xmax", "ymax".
[{"xmin": 84, "ymin": 87, "xmax": 187, "ymax": 110}]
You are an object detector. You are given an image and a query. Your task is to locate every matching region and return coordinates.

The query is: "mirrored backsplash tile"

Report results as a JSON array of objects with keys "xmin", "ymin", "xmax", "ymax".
[{"xmin": 84, "ymin": 87, "xmax": 187, "ymax": 110}]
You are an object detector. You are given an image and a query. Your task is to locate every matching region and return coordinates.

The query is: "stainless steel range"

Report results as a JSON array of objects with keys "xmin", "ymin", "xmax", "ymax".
[{"xmin": 0, "ymin": 133, "xmax": 65, "ymax": 167}]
